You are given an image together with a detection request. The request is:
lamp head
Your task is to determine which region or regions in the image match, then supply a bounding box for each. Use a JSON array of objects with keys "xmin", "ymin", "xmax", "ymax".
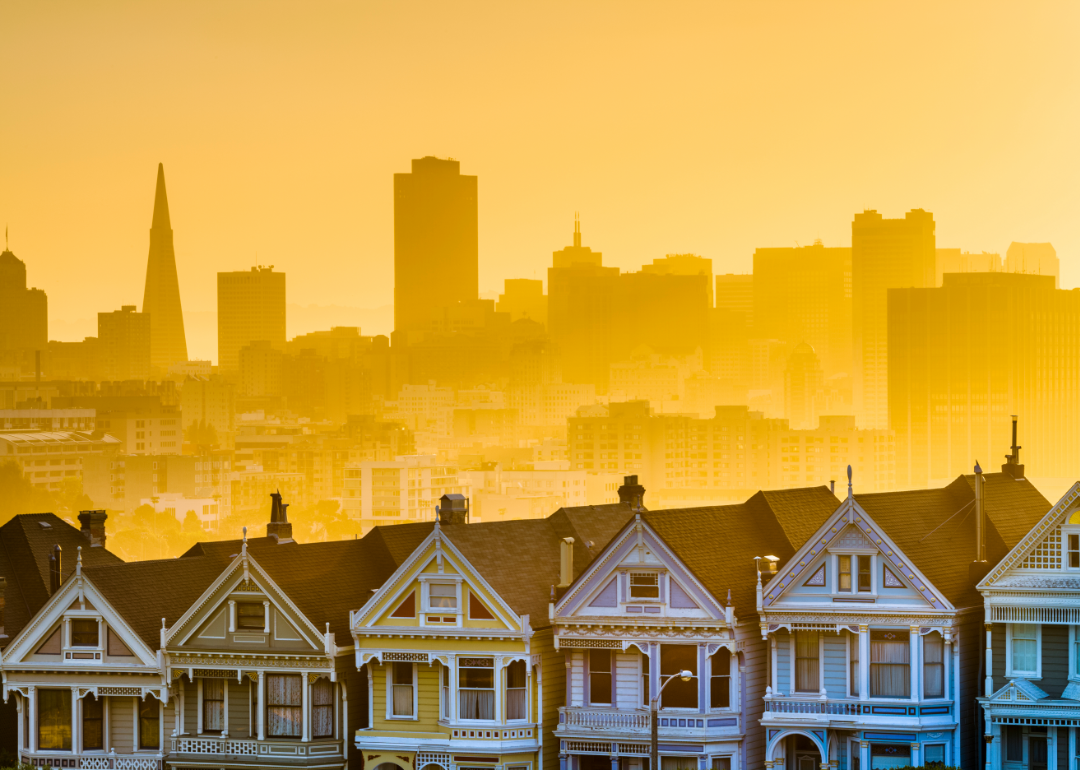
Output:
[{"xmin": 679, "ymin": 669, "xmax": 693, "ymax": 682}]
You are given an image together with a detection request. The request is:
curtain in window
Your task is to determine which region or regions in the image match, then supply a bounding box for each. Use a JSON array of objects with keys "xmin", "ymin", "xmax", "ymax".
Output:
[
  {"xmin": 267, "ymin": 675, "xmax": 303, "ymax": 737},
  {"xmin": 459, "ymin": 659, "xmax": 495, "ymax": 720},
  {"xmin": 1012, "ymin": 624, "xmax": 1038, "ymax": 672},
  {"xmin": 38, "ymin": 689, "xmax": 72, "ymax": 750},
  {"xmin": 459, "ymin": 689, "xmax": 495, "ymax": 720},
  {"xmin": 923, "ymin": 635, "xmax": 944, "ymax": 698},
  {"xmin": 139, "ymin": 697, "xmax": 160, "ymax": 750},
  {"xmin": 312, "ymin": 679, "xmax": 333, "ymax": 738},
  {"xmin": 83, "ymin": 696, "xmax": 103, "ymax": 750},
  {"xmin": 203, "ymin": 679, "xmax": 225, "ymax": 732},
  {"xmin": 1004, "ymin": 726, "xmax": 1023, "ymax": 762},
  {"xmin": 506, "ymin": 661, "xmax": 527, "ymax": 720},
  {"xmin": 392, "ymin": 663, "xmax": 414, "ymax": 717},
  {"xmin": 849, "ymin": 632, "xmax": 860, "ymax": 697},
  {"xmin": 795, "ymin": 632, "xmax": 819, "ymax": 693},
  {"xmin": 870, "ymin": 630, "xmax": 910, "ymax": 698},
  {"xmin": 661, "ymin": 758, "xmax": 696, "ymax": 770}
]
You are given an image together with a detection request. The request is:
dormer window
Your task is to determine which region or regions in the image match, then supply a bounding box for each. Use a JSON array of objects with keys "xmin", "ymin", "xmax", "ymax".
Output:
[
  {"xmin": 429, "ymin": 584, "xmax": 457, "ymax": 610},
  {"xmin": 71, "ymin": 619, "xmax": 99, "ymax": 647},
  {"xmin": 237, "ymin": 602, "xmax": 265, "ymax": 629},
  {"xmin": 630, "ymin": 573, "xmax": 660, "ymax": 600},
  {"xmin": 838, "ymin": 555, "xmax": 872, "ymax": 593}
]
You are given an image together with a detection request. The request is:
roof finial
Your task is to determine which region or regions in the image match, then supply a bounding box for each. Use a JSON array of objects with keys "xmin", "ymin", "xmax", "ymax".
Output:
[
  {"xmin": 77, "ymin": 545, "xmax": 83, "ymax": 575},
  {"xmin": 847, "ymin": 464, "xmax": 853, "ymax": 499},
  {"xmin": 726, "ymin": 588, "xmax": 732, "ymax": 606}
]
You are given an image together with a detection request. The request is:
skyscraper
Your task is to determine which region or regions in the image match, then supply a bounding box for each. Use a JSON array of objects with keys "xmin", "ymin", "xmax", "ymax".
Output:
[
  {"xmin": 394, "ymin": 156, "xmax": 478, "ymax": 335},
  {"xmin": 141, "ymin": 163, "xmax": 188, "ymax": 372},
  {"xmin": 851, "ymin": 209, "xmax": 935, "ymax": 429},
  {"xmin": 217, "ymin": 267, "xmax": 286, "ymax": 374},
  {"xmin": 1005, "ymin": 242, "xmax": 1059, "ymax": 287},
  {"xmin": 98, "ymin": 305, "xmax": 151, "ymax": 381},
  {"xmin": 0, "ymin": 233, "xmax": 48, "ymax": 357}
]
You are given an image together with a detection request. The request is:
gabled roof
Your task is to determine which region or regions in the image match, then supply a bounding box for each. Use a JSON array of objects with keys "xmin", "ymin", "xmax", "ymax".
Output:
[{"xmin": 0, "ymin": 513, "xmax": 124, "ymax": 645}]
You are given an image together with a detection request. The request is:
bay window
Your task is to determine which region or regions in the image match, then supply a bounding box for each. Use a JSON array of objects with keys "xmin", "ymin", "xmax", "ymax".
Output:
[
  {"xmin": 795, "ymin": 631, "xmax": 819, "ymax": 693},
  {"xmin": 589, "ymin": 650, "xmax": 612, "ymax": 705},
  {"xmin": 266, "ymin": 674, "xmax": 303, "ymax": 737},
  {"xmin": 710, "ymin": 648, "xmax": 730, "ymax": 709},
  {"xmin": 459, "ymin": 657, "xmax": 495, "ymax": 720},
  {"xmin": 1009, "ymin": 624, "xmax": 1039, "ymax": 676},
  {"xmin": 312, "ymin": 679, "xmax": 333, "ymax": 737},
  {"xmin": 38, "ymin": 689, "xmax": 72, "ymax": 750},
  {"xmin": 391, "ymin": 662, "xmax": 415, "ymax": 717},
  {"xmin": 870, "ymin": 630, "xmax": 910, "ymax": 698},
  {"xmin": 923, "ymin": 634, "xmax": 944, "ymax": 698},
  {"xmin": 83, "ymin": 696, "xmax": 103, "ymax": 750},
  {"xmin": 506, "ymin": 660, "xmax": 527, "ymax": 720},
  {"xmin": 139, "ymin": 696, "xmax": 159, "ymax": 750},
  {"xmin": 203, "ymin": 679, "xmax": 225, "ymax": 732},
  {"xmin": 659, "ymin": 645, "xmax": 697, "ymax": 709}
]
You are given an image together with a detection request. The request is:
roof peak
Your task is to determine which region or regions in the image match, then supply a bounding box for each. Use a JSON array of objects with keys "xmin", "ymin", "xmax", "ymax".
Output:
[{"xmin": 151, "ymin": 162, "xmax": 171, "ymax": 230}]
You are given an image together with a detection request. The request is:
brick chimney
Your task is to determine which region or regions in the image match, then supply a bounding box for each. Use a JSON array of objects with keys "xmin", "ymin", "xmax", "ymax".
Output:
[
  {"xmin": 78, "ymin": 510, "xmax": 108, "ymax": 548},
  {"xmin": 437, "ymin": 494, "xmax": 469, "ymax": 525},
  {"xmin": 266, "ymin": 491, "xmax": 294, "ymax": 543},
  {"xmin": 618, "ymin": 475, "xmax": 646, "ymax": 511}
]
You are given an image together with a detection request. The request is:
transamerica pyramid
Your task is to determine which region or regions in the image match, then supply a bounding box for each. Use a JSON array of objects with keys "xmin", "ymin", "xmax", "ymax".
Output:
[{"xmin": 142, "ymin": 162, "xmax": 188, "ymax": 371}]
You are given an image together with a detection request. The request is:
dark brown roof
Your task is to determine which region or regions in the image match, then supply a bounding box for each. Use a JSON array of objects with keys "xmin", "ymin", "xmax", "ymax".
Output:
[
  {"xmin": 0, "ymin": 513, "xmax": 123, "ymax": 644},
  {"xmin": 855, "ymin": 472, "xmax": 1050, "ymax": 608}
]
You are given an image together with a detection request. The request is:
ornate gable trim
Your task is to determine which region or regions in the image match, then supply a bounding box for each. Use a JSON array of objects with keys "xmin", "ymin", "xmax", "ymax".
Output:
[{"xmin": 981, "ymin": 482, "xmax": 1080, "ymax": 588}]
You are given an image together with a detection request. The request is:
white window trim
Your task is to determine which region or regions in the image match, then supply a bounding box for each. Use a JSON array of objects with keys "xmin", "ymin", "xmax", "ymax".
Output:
[
  {"xmin": 846, "ymin": 629, "xmax": 858, "ymax": 698},
  {"xmin": 385, "ymin": 661, "xmax": 418, "ymax": 721},
  {"xmin": 1005, "ymin": 622, "xmax": 1042, "ymax": 679},
  {"xmin": 921, "ymin": 632, "xmax": 947, "ymax": 701},
  {"xmin": 1069, "ymin": 626, "xmax": 1080, "ymax": 682},
  {"xmin": 419, "ymin": 575, "xmax": 464, "ymax": 619},
  {"xmin": 789, "ymin": 630, "xmax": 825, "ymax": 697},
  {"xmin": 1063, "ymin": 526, "xmax": 1080, "ymax": 571},
  {"xmin": 627, "ymin": 570, "xmax": 664, "ymax": 603},
  {"xmin": 830, "ymin": 552, "xmax": 878, "ymax": 597},
  {"xmin": 504, "ymin": 660, "xmax": 530, "ymax": 723},
  {"xmin": 922, "ymin": 742, "xmax": 948, "ymax": 767}
]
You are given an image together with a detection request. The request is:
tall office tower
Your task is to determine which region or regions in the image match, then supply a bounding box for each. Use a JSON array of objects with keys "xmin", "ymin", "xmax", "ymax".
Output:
[
  {"xmin": 393, "ymin": 156, "xmax": 478, "ymax": 334},
  {"xmin": 611, "ymin": 269, "xmax": 710, "ymax": 361},
  {"xmin": 497, "ymin": 278, "xmax": 547, "ymax": 325},
  {"xmin": 217, "ymin": 267, "xmax": 286, "ymax": 374},
  {"xmin": 0, "ymin": 235, "xmax": 48, "ymax": 355},
  {"xmin": 547, "ymin": 216, "xmax": 620, "ymax": 390},
  {"xmin": 934, "ymin": 248, "xmax": 1001, "ymax": 286},
  {"xmin": 715, "ymin": 273, "xmax": 753, "ymax": 321},
  {"xmin": 753, "ymin": 240, "xmax": 852, "ymax": 377},
  {"xmin": 851, "ymin": 209, "xmax": 936, "ymax": 429},
  {"xmin": 98, "ymin": 305, "xmax": 151, "ymax": 381},
  {"xmin": 1005, "ymin": 242, "xmax": 1059, "ymax": 287},
  {"xmin": 642, "ymin": 254, "xmax": 714, "ymax": 306},
  {"xmin": 889, "ymin": 273, "xmax": 1080, "ymax": 487},
  {"xmin": 783, "ymin": 342, "xmax": 824, "ymax": 430},
  {"xmin": 141, "ymin": 163, "xmax": 188, "ymax": 372}
]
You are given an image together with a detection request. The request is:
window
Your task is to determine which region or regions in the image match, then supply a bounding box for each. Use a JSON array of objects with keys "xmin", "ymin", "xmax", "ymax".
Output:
[
  {"xmin": 237, "ymin": 603, "xmax": 265, "ymax": 629},
  {"xmin": 641, "ymin": 653, "xmax": 650, "ymax": 705},
  {"xmin": 858, "ymin": 556, "xmax": 872, "ymax": 591},
  {"xmin": 869, "ymin": 744, "xmax": 909, "ymax": 768},
  {"xmin": 441, "ymin": 665, "xmax": 450, "ymax": 718},
  {"xmin": 312, "ymin": 679, "xmax": 333, "ymax": 738},
  {"xmin": 924, "ymin": 634, "xmax": 944, "ymax": 698},
  {"xmin": 83, "ymin": 695, "xmax": 103, "ymax": 750},
  {"xmin": 506, "ymin": 660, "xmax": 527, "ymax": 720},
  {"xmin": 391, "ymin": 662, "xmax": 415, "ymax": 717},
  {"xmin": 924, "ymin": 744, "xmax": 946, "ymax": 768},
  {"xmin": 795, "ymin": 631, "xmax": 820, "ymax": 693},
  {"xmin": 267, "ymin": 674, "xmax": 303, "ymax": 737},
  {"xmin": 38, "ymin": 689, "xmax": 72, "ymax": 750},
  {"xmin": 849, "ymin": 632, "xmax": 860, "ymax": 697},
  {"xmin": 661, "ymin": 759, "xmax": 696, "ymax": 770},
  {"xmin": 659, "ymin": 645, "xmax": 697, "ymax": 709},
  {"xmin": 1010, "ymin": 624, "xmax": 1039, "ymax": 675},
  {"xmin": 710, "ymin": 649, "xmax": 730, "ymax": 709},
  {"xmin": 139, "ymin": 696, "xmax": 159, "ymax": 750},
  {"xmin": 1004, "ymin": 725, "xmax": 1023, "ymax": 762},
  {"xmin": 711, "ymin": 760, "xmax": 732, "ymax": 770},
  {"xmin": 870, "ymin": 630, "xmax": 910, "ymax": 698},
  {"xmin": 1070, "ymin": 534, "xmax": 1080, "ymax": 569},
  {"xmin": 203, "ymin": 679, "xmax": 225, "ymax": 732},
  {"xmin": 839, "ymin": 556, "xmax": 852, "ymax": 591},
  {"xmin": 429, "ymin": 584, "xmax": 457, "ymax": 610},
  {"xmin": 458, "ymin": 658, "xmax": 495, "ymax": 720},
  {"xmin": 589, "ymin": 650, "xmax": 612, "ymax": 705},
  {"xmin": 838, "ymin": 556, "xmax": 871, "ymax": 593},
  {"xmin": 630, "ymin": 573, "xmax": 660, "ymax": 599},
  {"xmin": 71, "ymin": 619, "xmax": 98, "ymax": 647}
]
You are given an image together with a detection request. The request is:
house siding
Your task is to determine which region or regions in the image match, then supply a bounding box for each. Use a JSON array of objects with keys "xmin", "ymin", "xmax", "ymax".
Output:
[
  {"xmin": 738, "ymin": 622, "xmax": 766, "ymax": 770},
  {"xmin": 538, "ymin": 630, "xmax": 563, "ymax": 770},
  {"xmin": 958, "ymin": 611, "xmax": 982, "ymax": 770},
  {"xmin": 775, "ymin": 632, "xmax": 790, "ymax": 695},
  {"xmin": 228, "ymin": 680, "xmax": 250, "ymax": 737},
  {"xmin": 1042, "ymin": 624, "xmax": 1069, "ymax": 698},
  {"xmin": 183, "ymin": 679, "xmax": 197, "ymax": 734},
  {"xmin": 822, "ymin": 633, "xmax": 847, "ymax": 699},
  {"xmin": 614, "ymin": 652, "xmax": 641, "ymax": 709},
  {"xmin": 569, "ymin": 651, "xmax": 584, "ymax": 707},
  {"xmin": 110, "ymin": 696, "xmax": 134, "ymax": 752}
]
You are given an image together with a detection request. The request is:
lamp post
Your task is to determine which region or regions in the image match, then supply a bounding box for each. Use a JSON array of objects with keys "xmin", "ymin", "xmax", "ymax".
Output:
[{"xmin": 651, "ymin": 669, "xmax": 694, "ymax": 770}]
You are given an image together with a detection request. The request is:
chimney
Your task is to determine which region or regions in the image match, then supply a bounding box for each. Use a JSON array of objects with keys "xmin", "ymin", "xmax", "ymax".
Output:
[
  {"xmin": 969, "ymin": 461, "xmax": 991, "ymax": 583},
  {"xmin": 1001, "ymin": 415, "xmax": 1026, "ymax": 479},
  {"xmin": 558, "ymin": 537, "xmax": 575, "ymax": 588},
  {"xmin": 618, "ymin": 475, "xmax": 646, "ymax": 511},
  {"xmin": 49, "ymin": 545, "xmax": 62, "ymax": 595},
  {"xmin": 78, "ymin": 510, "xmax": 108, "ymax": 548},
  {"xmin": 266, "ymin": 491, "xmax": 294, "ymax": 543},
  {"xmin": 437, "ymin": 494, "xmax": 470, "ymax": 525}
]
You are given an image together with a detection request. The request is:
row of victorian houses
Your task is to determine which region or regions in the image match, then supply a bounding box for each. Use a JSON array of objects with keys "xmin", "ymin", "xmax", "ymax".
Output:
[{"xmin": 0, "ymin": 428, "xmax": 1077, "ymax": 770}]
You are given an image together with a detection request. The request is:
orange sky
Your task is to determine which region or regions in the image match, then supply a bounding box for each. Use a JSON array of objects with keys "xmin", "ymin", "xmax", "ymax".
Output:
[{"xmin": 2, "ymin": 1, "xmax": 1078, "ymax": 361}]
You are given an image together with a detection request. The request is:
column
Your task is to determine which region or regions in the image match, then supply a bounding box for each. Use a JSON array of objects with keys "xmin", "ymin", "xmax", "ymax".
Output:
[
  {"xmin": 28, "ymin": 687, "xmax": 37, "ymax": 753},
  {"xmin": 197, "ymin": 679, "xmax": 204, "ymax": 734},
  {"xmin": 984, "ymin": 623, "xmax": 993, "ymax": 697},
  {"xmin": 301, "ymin": 671, "xmax": 310, "ymax": 742},
  {"xmin": 909, "ymin": 627, "xmax": 919, "ymax": 703},
  {"xmin": 179, "ymin": 683, "xmax": 185, "ymax": 735},
  {"xmin": 257, "ymin": 672, "xmax": 266, "ymax": 740},
  {"xmin": 16, "ymin": 694, "xmax": 23, "ymax": 754},
  {"xmin": 943, "ymin": 637, "xmax": 953, "ymax": 701},
  {"xmin": 222, "ymin": 678, "xmax": 230, "ymax": 738},
  {"xmin": 263, "ymin": 601, "xmax": 270, "ymax": 634},
  {"xmin": 770, "ymin": 636, "xmax": 778, "ymax": 694},
  {"xmin": 159, "ymin": 698, "xmax": 164, "ymax": 755},
  {"xmin": 1049, "ymin": 727, "xmax": 1058, "ymax": 770},
  {"xmin": 909, "ymin": 742, "xmax": 918, "ymax": 768},
  {"xmin": 71, "ymin": 688, "xmax": 80, "ymax": 756},
  {"xmin": 860, "ymin": 741, "xmax": 869, "ymax": 770},
  {"xmin": 859, "ymin": 625, "xmax": 870, "ymax": 701},
  {"xmin": 104, "ymin": 697, "xmax": 110, "ymax": 752},
  {"xmin": 228, "ymin": 600, "xmax": 236, "ymax": 632}
]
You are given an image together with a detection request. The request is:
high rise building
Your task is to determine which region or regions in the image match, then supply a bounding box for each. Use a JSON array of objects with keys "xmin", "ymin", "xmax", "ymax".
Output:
[
  {"xmin": 141, "ymin": 163, "xmax": 188, "ymax": 372},
  {"xmin": 1005, "ymin": 242, "xmax": 1059, "ymax": 287},
  {"xmin": 642, "ymin": 253, "xmax": 713, "ymax": 306},
  {"xmin": 217, "ymin": 266, "xmax": 286, "ymax": 373},
  {"xmin": 934, "ymin": 248, "xmax": 1001, "ymax": 286},
  {"xmin": 394, "ymin": 156, "xmax": 478, "ymax": 334},
  {"xmin": 715, "ymin": 273, "xmax": 753, "ymax": 319},
  {"xmin": 851, "ymin": 209, "xmax": 936, "ymax": 429},
  {"xmin": 888, "ymin": 272, "xmax": 1080, "ymax": 487},
  {"xmin": 98, "ymin": 306, "xmax": 151, "ymax": 381},
  {"xmin": 0, "ymin": 233, "xmax": 48, "ymax": 358},
  {"xmin": 784, "ymin": 342, "xmax": 825, "ymax": 430},
  {"xmin": 753, "ymin": 241, "xmax": 852, "ymax": 377},
  {"xmin": 497, "ymin": 278, "xmax": 547, "ymax": 325}
]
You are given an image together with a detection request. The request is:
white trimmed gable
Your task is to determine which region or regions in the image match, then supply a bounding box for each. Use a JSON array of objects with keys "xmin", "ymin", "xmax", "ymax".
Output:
[{"xmin": 980, "ymin": 482, "xmax": 1080, "ymax": 589}]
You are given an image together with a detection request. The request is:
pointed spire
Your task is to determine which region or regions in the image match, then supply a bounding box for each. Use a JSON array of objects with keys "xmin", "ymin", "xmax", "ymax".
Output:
[
  {"xmin": 573, "ymin": 212, "xmax": 581, "ymax": 248},
  {"xmin": 151, "ymin": 162, "xmax": 171, "ymax": 231}
]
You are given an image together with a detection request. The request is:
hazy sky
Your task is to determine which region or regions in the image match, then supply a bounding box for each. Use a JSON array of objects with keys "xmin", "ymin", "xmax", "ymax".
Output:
[{"xmin": 2, "ymin": 1, "xmax": 1078, "ymax": 360}]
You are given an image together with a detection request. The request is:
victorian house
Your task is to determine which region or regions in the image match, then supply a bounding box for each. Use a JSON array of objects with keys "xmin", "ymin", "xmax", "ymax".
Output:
[
  {"xmin": 552, "ymin": 485, "xmax": 840, "ymax": 770},
  {"xmin": 757, "ymin": 467, "xmax": 1048, "ymax": 770},
  {"xmin": 977, "ymin": 467, "xmax": 1080, "ymax": 769}
]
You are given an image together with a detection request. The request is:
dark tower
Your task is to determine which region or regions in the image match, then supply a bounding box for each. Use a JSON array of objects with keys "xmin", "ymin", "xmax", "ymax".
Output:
[{"xmin": 142, "ymin": 163, "xmax": 189, "ymax": 372}]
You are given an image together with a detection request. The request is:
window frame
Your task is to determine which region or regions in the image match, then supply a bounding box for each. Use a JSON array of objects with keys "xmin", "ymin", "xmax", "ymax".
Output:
[
  {"xmin": 588, "ymin": 649, "xmax": 612, "ymax": 706},
  {"xmin": 1065, "ymin": 524, "xmax": 1080, "ymax": 570},
  {"xmin": 421, "ymin": 578, "xmax": 462, "ymax": 616},
  {"xmin": 82, "ymin": 695, "xmax": 103, "ymax": 751},
  {"xmin": 709, "ymin": 649, "xmax": 731, "ymax": 710},
  {"xmin": 505, "ymin": 659, "xmax": 528, "ymax": 722},
  {"xmin": 869, "ymin": 629, "xmax": 911, "ymax": 699},
  {"xmin": 387, "ymin": 661, "xmax": 417, "ymax": 720},
  {"xmin": 658, "ymin": 644, "xmax": 698, "ymax": 710},
  {"xmin": 1070, "ymin": 625, "xmax": 1080, "ymax": 682},
  {"xmin": 848, "ymin": 630, "xmax": 860, "ymax": 698},
  {"xmin": 38, "ymin": 688, "xmax": 72, "ymax": 751},
  {"xmin": 311, "ymin": 678, "xmax": 334, "ymax": 739},
  {"xmin": 629, "ymin": 572, "xmax": 662, "ymax": 601},
  {"xmin": 793, "ymin": 630, "xmax": 821, "ymax": 695},
  {"xmin": 922, "ymin": 632, "xmax": 945, "ymax": 699},
  {"xmin": 236, "ymin": 602, "xmax": 266, "ymax": 630},
  {"xmin": 265, "ymin": 673, "xmax": 303, "ymax": 738},
  {"xmin": 834, "ymin": 553, "xmax": 875, "ymax": 595},
  {"xmin": 70, "ymin": 619, "xmax": 100, "ymax": 648},
  {"xmin": 923, "ymin": 742, "xmax": 947, "ymax": 768},
  {"xmin": 138, "ymin": 695, "xmax": 160, "ymax": 750},
  {"xmin": 458, "ymin": 657, "xmax": 497, "ymax": 722},
  {"xmin": 1006, "ymin": 622, "xmax": 1042, "ymax": 679},
  {"xmin": 201, "ymin": 678, "xmax": 225, "ymax": 733}
]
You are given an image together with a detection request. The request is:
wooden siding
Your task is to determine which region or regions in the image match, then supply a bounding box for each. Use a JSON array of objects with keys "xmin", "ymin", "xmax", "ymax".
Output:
[
  {"xmin": 738, "ymin": 622, "xmax": 767, "ymax": 770},
  {"xmin": 775, "ymin": 632, "xmax": 791, "ymax": 694},
  {"xmin": 109, "ymin": 696, "xmax": 133, "ymax": 752},
  {"xmin": 823, "ymin": 633, "xmax": 847, "ymax": 698},
  {"xmin": 958, "ymin": 612, "xmax": 982, "ymax": 770},
  {"xmin": 182, "ymin": 680, "xmax": 197, "ymax": 733},
  {"xmin": 1042, "ymin": 624, "xmax": 1069, "ymax": 698},
  {"xmin": 539, "ymin": 631, "xmax": 564, "ymax": 770},
  {"xmin": 569, "ymin": 651, "xmax": 584, "ymax": 707},
  {"xmin": 228, "ymin": 680, "xmax": 250, "ymax": 737},
  {"xmin": 614, "ymin": 652, "xmax": 642, "ymax": 708}
]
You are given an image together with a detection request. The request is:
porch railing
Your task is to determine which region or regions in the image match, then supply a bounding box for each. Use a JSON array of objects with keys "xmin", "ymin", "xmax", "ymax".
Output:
[{"xmin": 21, "ymin": 754, "xmax": 161, "ymax": 770}]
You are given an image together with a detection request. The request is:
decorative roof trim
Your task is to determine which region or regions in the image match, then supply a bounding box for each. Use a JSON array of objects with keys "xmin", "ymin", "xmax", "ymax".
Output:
[{"xmin": 980, "ymin": 482, "xmax": 1080, "ymax": 588}]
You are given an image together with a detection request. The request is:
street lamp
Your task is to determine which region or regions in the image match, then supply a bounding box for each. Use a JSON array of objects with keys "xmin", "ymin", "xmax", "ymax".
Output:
[{"xmin": 651, "ymin": 669, "xmax": 694, "ymax": 770}]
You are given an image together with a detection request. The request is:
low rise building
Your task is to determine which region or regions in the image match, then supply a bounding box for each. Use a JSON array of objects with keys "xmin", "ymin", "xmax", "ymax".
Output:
[{"xmin": 0, "ymin": 430, "xmax": 120, "ymax": 490}]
